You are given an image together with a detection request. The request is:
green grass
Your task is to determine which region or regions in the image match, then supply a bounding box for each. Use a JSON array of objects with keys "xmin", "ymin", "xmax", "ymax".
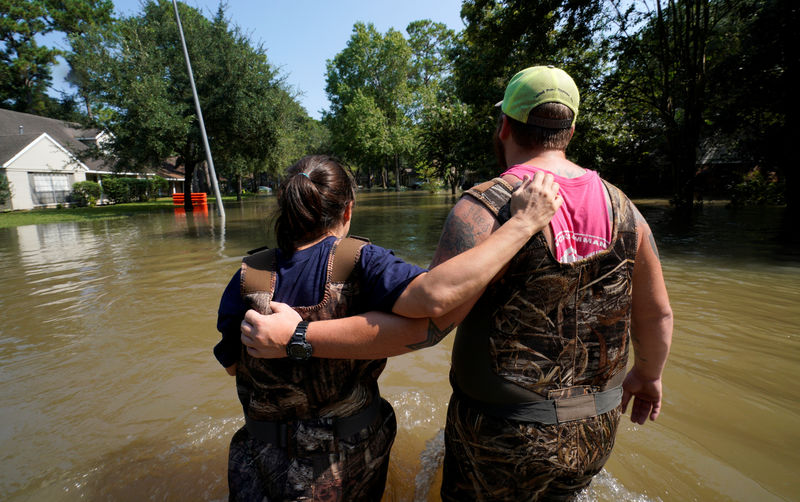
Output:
[{"xmin": 0, "ymin": 195, "xmax": 253, "ymax": 228}]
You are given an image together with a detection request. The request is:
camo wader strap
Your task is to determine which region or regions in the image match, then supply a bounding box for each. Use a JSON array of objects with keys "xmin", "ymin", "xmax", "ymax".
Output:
[
  {"xmin": 244, "ymin": 392, "xmax": 384, "ymax": 446},
  {"xmin": 455, "ymin": 369, "xmax": 627, "ymax": 425},
  {"xmin": 331, "ymin": 236, "xmax": 369, "ymax": 282},
  {"xmin": 241, "ymin": 248, "xmax": 278, "ymax": 296},
  {"xmin": 464, "ymin": 178, "xmax": 514, "ymax": 217}
]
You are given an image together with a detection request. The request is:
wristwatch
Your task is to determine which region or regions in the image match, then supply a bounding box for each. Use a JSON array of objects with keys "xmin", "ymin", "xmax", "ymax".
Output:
[{"xmin": 286, "ymin": 321, "xmax": 313, "ymax": 361}]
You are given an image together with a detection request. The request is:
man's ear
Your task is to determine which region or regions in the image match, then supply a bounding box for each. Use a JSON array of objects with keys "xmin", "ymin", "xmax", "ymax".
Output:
[{"xmin": 498, "ymin": 114, "xmax": 512, "ymax": 140}]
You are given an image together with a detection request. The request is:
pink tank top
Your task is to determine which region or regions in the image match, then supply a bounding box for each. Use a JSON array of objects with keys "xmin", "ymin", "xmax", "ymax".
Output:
[{"xmin": 502, "ymin": 164, "xmax": 611, "ymax": 263}]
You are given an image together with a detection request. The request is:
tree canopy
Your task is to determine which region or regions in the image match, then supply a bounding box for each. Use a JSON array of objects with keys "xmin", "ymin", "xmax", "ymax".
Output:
[
  {"xmin": 0, "ymin": 0, "xmax": 112, "ymax": 115},
  {"xmin": 68, "ymin": 0, "xmax": 314, "ymax": 207}
]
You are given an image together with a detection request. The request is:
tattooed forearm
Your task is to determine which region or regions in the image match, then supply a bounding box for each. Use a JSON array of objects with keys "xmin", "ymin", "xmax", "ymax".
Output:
[{"xmin": 405, "ymin": 320, "xmax": 455, "ymax": 351}]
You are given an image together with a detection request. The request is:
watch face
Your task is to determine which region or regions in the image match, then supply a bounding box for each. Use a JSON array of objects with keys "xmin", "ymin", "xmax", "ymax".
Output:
[{"xmin": 287, "ymin": 342, "xmax": 311, "ymax": 360}]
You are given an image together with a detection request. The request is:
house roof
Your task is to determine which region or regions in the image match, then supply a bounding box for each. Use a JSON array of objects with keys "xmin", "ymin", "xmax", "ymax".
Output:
[
  {"xmin": 0, "ymin": 133, "xmax": 42, "ymax": 166},
  {"xmin": 697, "ymin": 136, "xmax": 749, "ymax": 165},
  {"xmin": 154, "ymin": 157, "xmax": 186, "ymax": 180},
  {"xmin": 0, "ymin": 108, "xmax": 111, "ymax": 171}
]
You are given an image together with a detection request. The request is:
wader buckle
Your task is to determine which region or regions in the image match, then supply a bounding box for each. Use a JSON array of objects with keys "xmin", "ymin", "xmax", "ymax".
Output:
[{"xmin": 548, "ymin": 386, "xmax": 598, "ymax": 423}]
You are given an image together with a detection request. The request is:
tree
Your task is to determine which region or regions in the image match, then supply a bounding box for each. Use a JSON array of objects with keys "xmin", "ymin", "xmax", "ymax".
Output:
[
  {"xmin": 407, "ymin": 20, "xmax": 456, "ymax": 112},
  {"xmin": 605, "ymin": 0, "xmax": 736, "ymax": 210},
  {"xmin": 703, "ymin": 0, "xmax": 798, "ymax": 209},
  {"xmin": 451, "ymin": 0, "xmax": 606, "ymax": 180},
  {"xmin": 0, "ymin": 0, "xmax": 113, "ymax": 115},
  {"xmin": 417, "ymin": 99, "xmax": 481, "ymax": 193},
  {"xmin": 406, "ymin": 20, "xmax": 475, "ymax": 193},
  {"xmin": 325, "ymin": 22, "xmax": 413, "ymax": 189},
  {"xmin": 71, "ymin": 1, "xmax": 296, "ymax": 209},
  {"xmin": 1, "ymin": 0, "xmax": 59, "ymax": 113}
]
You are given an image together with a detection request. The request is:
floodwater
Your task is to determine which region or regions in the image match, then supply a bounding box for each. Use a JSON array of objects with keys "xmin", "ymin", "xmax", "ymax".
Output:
[{"xmin": 1, "ymin": 192, "xmax": 798, "ymax": 501}]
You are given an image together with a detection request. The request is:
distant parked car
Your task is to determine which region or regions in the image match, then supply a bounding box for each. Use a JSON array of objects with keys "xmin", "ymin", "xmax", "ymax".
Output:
[{"xmin": 258, "ymin": 186, "xmax": 272, "ymax": 194}]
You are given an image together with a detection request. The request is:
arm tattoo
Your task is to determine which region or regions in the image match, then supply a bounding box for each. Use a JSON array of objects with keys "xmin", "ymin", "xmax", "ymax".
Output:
[
  {"xmin": 631, "ymin": 333, "xmax": 649, "ymax": 363},
  {"xmin": 405, "ymin": 319, "xmax": 455, "ymax": 351},
  {"xmin": 431, "ymin": 198, "xmax": 497, "ymax": 267},
  {"xmin": 437, "ymin": 210, "xmax": 477, "ymax": 258}
]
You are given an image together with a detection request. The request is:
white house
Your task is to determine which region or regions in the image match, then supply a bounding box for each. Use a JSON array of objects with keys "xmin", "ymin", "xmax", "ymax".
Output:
[{"xmin": 0, "ymin": 108, "xmax": 184, "ymax": 210}]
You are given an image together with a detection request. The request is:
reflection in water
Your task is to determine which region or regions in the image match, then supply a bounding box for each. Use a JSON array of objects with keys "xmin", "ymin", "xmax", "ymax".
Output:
[{"xmin": 0, "ymin": 195, "xmax": 798, "ymax": 501}]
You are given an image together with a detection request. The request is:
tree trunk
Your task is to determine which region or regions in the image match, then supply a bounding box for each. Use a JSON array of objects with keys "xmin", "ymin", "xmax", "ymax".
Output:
[
  {"xmin": 394, "ymin": 154, "xmax": 400, "ymax": 190},
  {"xmin": 203, "ymin": 162, "xmax": 212, "ymax": 194},
  {"xmin": 82, "ymin": 93, "xmax": 93, "ymax": 120},
  {"xmin": 183, "ymin": 163, "xmax": 195, "ymax": 212},
  {"xmin": 236, "ymin": 174, "xmax": 243, "ymax": 202}
]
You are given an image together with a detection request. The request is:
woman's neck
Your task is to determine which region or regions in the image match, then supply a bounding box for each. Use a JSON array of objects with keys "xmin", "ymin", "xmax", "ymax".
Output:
[
  {"xmin": 295, "ymin": 223, "xmax": 348, "ymax": 251},
  {"xmin": 295, "ymin": 232, "xmax": 336, "ymax": 251}
]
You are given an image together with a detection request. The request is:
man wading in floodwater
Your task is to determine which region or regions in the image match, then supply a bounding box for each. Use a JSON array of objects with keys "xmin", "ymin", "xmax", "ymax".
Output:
[{"xmin": 241, "ymin": 65, "xmax": 674, "ymax": 501}]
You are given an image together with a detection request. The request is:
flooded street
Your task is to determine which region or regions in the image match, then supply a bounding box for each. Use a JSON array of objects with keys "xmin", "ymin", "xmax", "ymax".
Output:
[{"xmin": 1, "ymin": 192, "xmax": 798, "ymax": 501}]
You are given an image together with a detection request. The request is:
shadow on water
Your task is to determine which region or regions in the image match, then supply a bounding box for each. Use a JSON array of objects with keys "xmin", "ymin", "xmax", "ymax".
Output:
[{"xmin": 638, "ymin": 202, "xmax": 800, "ymax": 265}]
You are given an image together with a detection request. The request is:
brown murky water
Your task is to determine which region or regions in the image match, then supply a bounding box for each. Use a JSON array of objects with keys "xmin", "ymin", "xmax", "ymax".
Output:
[{"xmin": 1, "ymin": 192, "xmax": 798, "ymax": 501}]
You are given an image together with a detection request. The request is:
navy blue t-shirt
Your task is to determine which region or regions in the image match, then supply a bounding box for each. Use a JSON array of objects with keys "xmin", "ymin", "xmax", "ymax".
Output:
[{"xmin": 214, "ymin": 236, "xmax": 426, "ymax": 367}]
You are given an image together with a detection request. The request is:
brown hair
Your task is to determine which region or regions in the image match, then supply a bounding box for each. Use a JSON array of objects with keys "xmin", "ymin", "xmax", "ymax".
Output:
[
  {"xmin": 274, "ymin": 155, "xmax": 356, "ymax": 255},
  {"xmin": 507, "ymin": 102, "xmax": 574, "ymax": 151}
]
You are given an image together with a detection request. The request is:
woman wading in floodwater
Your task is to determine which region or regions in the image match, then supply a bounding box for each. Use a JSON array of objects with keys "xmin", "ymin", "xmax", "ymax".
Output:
[{"xmin": 215, "ymin": 154, "xmax": 561, "ymax": 500}]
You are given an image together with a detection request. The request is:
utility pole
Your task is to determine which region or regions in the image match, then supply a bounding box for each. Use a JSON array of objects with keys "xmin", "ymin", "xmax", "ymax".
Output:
[{"xmin": 171, "ymin": 0, "xmax": 225, "ymax": 219}]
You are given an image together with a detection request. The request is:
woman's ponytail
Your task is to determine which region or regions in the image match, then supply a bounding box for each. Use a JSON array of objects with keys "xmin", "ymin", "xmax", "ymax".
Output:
[{"xmin": 274, "ymin": 155, "xmax": 355, "ymax": 255}]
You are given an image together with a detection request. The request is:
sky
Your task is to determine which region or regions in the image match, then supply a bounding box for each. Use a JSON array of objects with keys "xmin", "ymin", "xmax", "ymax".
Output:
[{"xmin": 48, "ymin": 0, "xmax": 466, "ymax": 120}]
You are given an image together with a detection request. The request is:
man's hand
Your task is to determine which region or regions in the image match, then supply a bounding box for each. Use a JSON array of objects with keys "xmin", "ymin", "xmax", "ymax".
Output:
[
  {"xmin": 509, "ymin": 172, "xmax": 561, "ymax": 234},
  {"xmin": 240, "ymin": 302, "xmax": 301, "ymax": 358},
  {"xmin": 621, "ymin": 367, "xmax": 663, "ymax": 424}
]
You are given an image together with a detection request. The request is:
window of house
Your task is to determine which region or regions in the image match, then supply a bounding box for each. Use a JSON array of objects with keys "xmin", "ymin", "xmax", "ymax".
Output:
[{"xmin": 30, "ymin": 173, "xmax": 72, "ymax": 205}]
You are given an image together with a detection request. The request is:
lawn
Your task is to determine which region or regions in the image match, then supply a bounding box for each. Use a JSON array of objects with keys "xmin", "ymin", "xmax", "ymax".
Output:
[{"xmin": 0, "ymin": 196, "xmax": 245, "ymax": 228}]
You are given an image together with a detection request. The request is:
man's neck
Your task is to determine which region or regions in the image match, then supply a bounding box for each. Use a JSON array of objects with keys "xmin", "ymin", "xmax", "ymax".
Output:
[{"xmin": 504, "ymin": 148, "xmax": 585, "ymax": 179}]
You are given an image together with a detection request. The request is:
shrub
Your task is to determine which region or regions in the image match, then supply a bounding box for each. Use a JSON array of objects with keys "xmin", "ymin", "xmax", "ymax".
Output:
[
  {"xmin": 414, "ymin": 162, "xmax": 445, "ymax": 193},
  {"xmin": 70, "ymin": 180, "xmax": 102, "ymax": 207},
  {"xmin": 129, "ymin": 178, "xmax": 150, "ymax": 202},
  {"xmin": 150, "ymin": 176, "xmax": 168, "ymax": 197},
  {"xmin": 101, "ymin": 176, "xmax": 171, "ymax": 204},
  {"xmin": 729, "ymin": 168, "xmax": 785, "ymax": 206},
  {"xmin": 0, "ymin": 173, "xmax": 11, "ymax": 205},
  {"xmin": 101, "ymin": 177, "xmax": 130, "ymax": 204}
]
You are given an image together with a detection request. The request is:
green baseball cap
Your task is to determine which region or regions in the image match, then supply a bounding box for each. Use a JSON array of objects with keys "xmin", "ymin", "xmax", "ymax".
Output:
[{"xmin": 498, "ymin": 65, "xmax": 580, "ymax": 128}]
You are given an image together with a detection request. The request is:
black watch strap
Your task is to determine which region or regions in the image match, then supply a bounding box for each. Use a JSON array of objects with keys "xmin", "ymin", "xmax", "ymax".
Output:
[{"xmin": 286, "ymin": 321, "xmax": 312, "ymax": 360}]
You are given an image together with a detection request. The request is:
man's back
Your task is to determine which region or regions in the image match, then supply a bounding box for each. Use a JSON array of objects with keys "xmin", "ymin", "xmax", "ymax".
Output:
[{"xmin": 450, "ymin": 176, "xmax": 636, "ymax": 400}]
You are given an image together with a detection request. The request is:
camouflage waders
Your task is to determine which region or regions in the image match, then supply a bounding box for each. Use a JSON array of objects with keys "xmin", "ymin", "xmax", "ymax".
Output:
[
  {"xmin": 442, "ymin": 178, "xmax": 638, "ymax": 501},
  {"xmin": 229, "ymin": 237, "xmax": 396, "ymax": 501}
]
